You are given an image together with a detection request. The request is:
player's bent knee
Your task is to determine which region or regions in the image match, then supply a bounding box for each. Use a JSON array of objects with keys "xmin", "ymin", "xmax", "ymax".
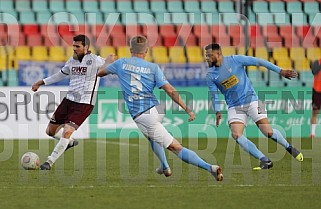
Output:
[
  {"xmin": 167, "ymin": 140, "xmax": 183, "ymax": 155},
  {"xmin": 232, "ymin": 133, "xmax": 242, "ymax": 140}
]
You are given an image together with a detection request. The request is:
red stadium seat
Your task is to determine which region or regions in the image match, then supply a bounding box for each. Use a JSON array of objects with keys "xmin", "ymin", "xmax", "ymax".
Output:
[
  {"xmin": 180, "ymin": 34, "xmax": 197, "ymax": 46},
  {"xmin": 126, "ymin": 25, "xmax": 143, "ymax": 38},
  {"xmin": 163, "ymin": 35, "xmax": 179, "ymax": 47},
  {"xmin": 148, "ymin": 34, "xmax": 163, "ymax": 47},
  {"xmin": 91, "ymin": 24, "xmax": 108, "ymax": 36},
  {"xmin": 142, "ymin": 25, "xmax": 158, "ymax": 36},
  {"xmin": 93, "ymin": 33, "xmax": 112, "ymax": 48},
  {"xmin": 108, "ymin": 24, "xmax": 125, "ymax": 37},
  {"xmin": 197, "ymin": 35, "xmax": 213, "ymax": 47},
  {"xmin": 26, "ymin": 34, "xmax": 43, "ymax": 46},
  {"xmin": 75, "ymin": 24, "xmax": 91, "ymax": 36},
  {"xmin": 43, "ymin": 35, "xmax": 60, "ymax": 47},
  {"xmin": 0, "ymin": 24, "xmax": 7, "ymax": 34},
  {"xmin": 9, "ymin": 33, "xmax": 26, "ymax": 46},
  {"xmin": 249, "ymin": 25, "xmax": 263, "ymax": 38},
  {"xmin": 250, "ymin": 36, "xmax": 266, "ymax": 48},
  {"xmin": 111, "ymin": 33, "xmax": 127, "ymax": 47},
  {"xmin": 40, "ymin": 25, "xmax": 57, "ymax": 37},
  {"xmin": 23, "ymin": 24, "xmax": 39, "ymax": 35},
  {"xmin": 61, "ymin": 34, "xmax": 75, "ymax": 47},
  {"xmin": 58, "ymin": 25, "xmax": 75, "ymax": 36},
  {"xmin": 159, "ymin": 25, "xmax": 176, "ymax": 36},
  {"xmin": 211, "ymin": 25, "xmax": 228, "ymax": 41},
  {"xmin": 194, "ymin": 25, "xmax": 210, "ymax": 38}
]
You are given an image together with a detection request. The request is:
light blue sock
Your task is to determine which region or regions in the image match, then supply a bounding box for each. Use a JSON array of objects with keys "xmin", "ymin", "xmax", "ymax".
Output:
[
  {"xmin": 270, "ymin": 129, "xmax": 290, "ymax": 149},
  {"xmin": 237, "ymin": 135, "xmax": 265, "ymax": 160},
  {"xmin": 149, "ymin": 139, "xmax": 169, "ymax": 169},
  {"xmin": 177, "ymin": 148, "xmax": 211, "ymax": 172}
]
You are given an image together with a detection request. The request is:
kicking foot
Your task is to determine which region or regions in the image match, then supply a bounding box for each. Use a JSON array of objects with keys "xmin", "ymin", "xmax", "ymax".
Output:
[
  {"xmin": 253, "ymin": 160, "xmax": 273, "ymax": 171},
  {"xmin": 65, "ymin": 140, "xmax": 79, "ymax": 151},
  {"xmin": 155, "ymin": 167, "xmax": 172, "ymax": 177},
  {"xmin": 286, "ymin": 145, "xmax": 304, "ymax": 162},
  {"xmin": 211, "ymin": 165, "xmax": 223, "ymax": 181},
  {"xmin": 310, "ymin": 134, "xmax": 314, "ymax": 139},
  {"xmin": 40, "ymin": 162, "xmax": 51, "ymax": 170}
]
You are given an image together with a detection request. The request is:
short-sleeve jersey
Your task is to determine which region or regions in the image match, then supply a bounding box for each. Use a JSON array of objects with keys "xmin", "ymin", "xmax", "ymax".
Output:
[
  {"xmin": 207, "ymin": 55, "xmax": 281, "ymax": 111},
  {"xmin": 61, "ymin": 53, "xmax": 104, "ymax": 105},
  {"xmin": 107, "ymin": 57, "xmax": 168, "ymax": 117}
]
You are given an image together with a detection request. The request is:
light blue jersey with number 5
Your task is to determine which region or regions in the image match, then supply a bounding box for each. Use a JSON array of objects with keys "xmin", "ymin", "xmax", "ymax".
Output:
[{"xmin": 107, "ymin": 57, "xmax": 169, "ymax": 118}]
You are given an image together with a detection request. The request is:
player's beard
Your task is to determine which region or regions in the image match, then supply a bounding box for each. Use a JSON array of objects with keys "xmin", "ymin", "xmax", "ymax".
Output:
[
  {"xmin": 73, "ymin": 52, "xmax": 78, "ymax": 60},
  {"xmin": 207, "ymin": 61, "xmax": 215, "ymax": 67}
]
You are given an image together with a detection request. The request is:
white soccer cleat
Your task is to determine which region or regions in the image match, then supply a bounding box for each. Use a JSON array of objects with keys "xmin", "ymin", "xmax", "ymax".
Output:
[
  {"xmin": 155, "ymin": 167, "xmax": 172, "ymax": 177},
  {"xmin": 211, "ymin": 165, "xmax": 223, "ymax": 181}
]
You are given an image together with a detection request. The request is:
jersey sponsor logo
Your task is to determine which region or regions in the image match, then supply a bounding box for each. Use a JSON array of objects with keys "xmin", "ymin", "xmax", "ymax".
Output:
[
  {"xmin": 221, "ymin": 75, "xmax": 239, "ymax": 89},
  {"xmin": 71, "ymin": 66, "xmax": 87, "ymax": 75}
]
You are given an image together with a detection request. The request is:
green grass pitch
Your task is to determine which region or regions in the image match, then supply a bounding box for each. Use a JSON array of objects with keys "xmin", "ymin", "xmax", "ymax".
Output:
[{"xmin": 0, "ymin": 137, "xmax": 321, "ymax": 209}]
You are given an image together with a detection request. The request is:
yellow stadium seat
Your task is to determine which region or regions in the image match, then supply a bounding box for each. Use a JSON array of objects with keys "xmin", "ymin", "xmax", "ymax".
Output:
[
  {"xmin": 152, "ymin": 46, "xmax": 169, "ymax": 64},
  {"xmin": 237, "ymin": 47, "xmax": 253, "ymax": 56},
  {"xmin": 99, "ymin": 46, "xmax": 116, "ymax": 57},
  {"xmin": 117, "ymin": 46, "xmax": 131, "ymax": 58},
  {"xmin": 255, "ymin": 47, "xmax": 268, "ymax": 60},
  {"xmin": 169, "ymin": 46, "xmax": 186, "ymax": 63},
  {"xmin": 276, "ymin": 58, "xmax": 292, "ymax": 69},
  {"xmin": 294, "ymin": 58, "xmax": 310, "ymax": 72},
  {"xmin": 221, "ymin": 46, "xmax": 236, "ymax": 56},
  {"xmin": 89, "ymin": 47, "xmax": 97, "ymax": 55},
  {"xmin": 0, "ymin": 47, "xmax": 15, "ymax": 70},
  {"xmin": 65, "ymin": 47, "xmax": 74, "ymax": 59},
  {"xmin": 15, "ymin": 46, "xmax": 31, "ymax": 60},
  {"xmin": 307, "ymin": 48, "xmax": 321, "ymax": 61},
  {"xmin": 186, "ymin": 46, "xmax": 203, "ymax": 63},
  {"xmin": 145, "ymin": 49, "xmax": 152, "ymax": 62},
  {"xmin": 272, "ymin": 47, "xmax": 289, "ymax": 61},
  {"xmin": 289, "ymin": 47, "xmax": 305, "ymax": 61},
  {"xmin": 48, "ymin": 46, "xmax": 66, "ymax": 62},
  {"xmin": 32, "ymin": 46, "xmax": 48, "ymax": 61}
]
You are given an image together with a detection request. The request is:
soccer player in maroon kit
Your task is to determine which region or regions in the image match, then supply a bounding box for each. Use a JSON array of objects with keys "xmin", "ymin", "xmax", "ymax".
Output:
[{"xmin": 32, "ymin": 34, "xmax": 104, "ymax": 170}]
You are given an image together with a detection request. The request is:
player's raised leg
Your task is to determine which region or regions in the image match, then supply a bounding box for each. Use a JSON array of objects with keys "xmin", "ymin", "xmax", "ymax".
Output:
[
  {"xmin": 256, "ymin": 118, "xmax": 303, "ymax": 162},
  {"xmin": 230, "ymin": 122, "xmax": 273, "ymax": 170}
]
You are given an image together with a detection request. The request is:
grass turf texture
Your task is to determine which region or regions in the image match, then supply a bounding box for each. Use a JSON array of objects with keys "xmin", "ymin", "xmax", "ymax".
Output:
[{"xmin": 0, "ymin": 138, "xmax": 320, "ymax": 209}]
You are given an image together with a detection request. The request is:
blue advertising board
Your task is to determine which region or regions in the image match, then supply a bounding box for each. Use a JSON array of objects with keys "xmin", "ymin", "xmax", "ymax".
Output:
[
  {"xmin": 18, "ymin": 61, "xmax": 207, "ymax": 87},
  {"xmin": 18, "ymin": 61, "xmax": 69, "ymax": 86}
]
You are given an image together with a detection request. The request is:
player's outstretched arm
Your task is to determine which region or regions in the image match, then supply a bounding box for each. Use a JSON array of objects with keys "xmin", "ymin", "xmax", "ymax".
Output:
[
  {"xmin": 280, "ymin": 69, "xmax": 298, "ymax": 80},
  {"xmin": 97, "ymin": 54, "xmax": 118, "ymax": 77},
  {"xmin": 31, "ymin": 80, "xmax": 44, "ymax": 92},
  {"xmin": 162, "ymin": 83, "xmax": 195, "ymax": 122}
]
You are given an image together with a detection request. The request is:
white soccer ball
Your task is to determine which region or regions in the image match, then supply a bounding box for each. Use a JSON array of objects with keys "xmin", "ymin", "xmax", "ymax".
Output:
[{"xmin": 21, "ymin": 152, "xmax": 40, "ymax": 170}]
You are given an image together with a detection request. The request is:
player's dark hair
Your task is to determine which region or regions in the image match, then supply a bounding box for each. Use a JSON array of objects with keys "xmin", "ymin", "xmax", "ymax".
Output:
[
  {"xmin": 73, "ymin": 34, "xmax": 90, "ymax": 47},
  {"xmin": 205, "ymin": 43, "xmax": 221, "ymax": 51}
]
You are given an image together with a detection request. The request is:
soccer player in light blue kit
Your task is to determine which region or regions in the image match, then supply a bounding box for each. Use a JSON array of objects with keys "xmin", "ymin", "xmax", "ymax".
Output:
[
  {"xmin": 205, "ymin": 43, "xmax": 304, "ymax": 170},
  {"xmin": 97, "ymin": 36, "xmax": 223, "ymax": 181}
]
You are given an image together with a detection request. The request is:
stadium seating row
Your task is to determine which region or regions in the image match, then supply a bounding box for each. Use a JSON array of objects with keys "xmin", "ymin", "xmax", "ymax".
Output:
[
  {"xmin": 1, "ymin": 0, "xmax": 321, "ymax": 25},
  {"xmin": 1, "ymin": 45, "xmax": 320, "ymax": 72},
  {"xmin": 1, "ymin": 24, "xmax": 321, "ymax": 48}
]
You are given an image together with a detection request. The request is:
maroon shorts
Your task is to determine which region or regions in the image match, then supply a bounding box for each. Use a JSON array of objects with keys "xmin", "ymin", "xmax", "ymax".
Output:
[
  {"xmin": 50, "ymin": 98, "xmax": 94, "ymax": 129},
  {"xmin": 312, "ymin": 88, "xmax": 321, "ymax": 110}
]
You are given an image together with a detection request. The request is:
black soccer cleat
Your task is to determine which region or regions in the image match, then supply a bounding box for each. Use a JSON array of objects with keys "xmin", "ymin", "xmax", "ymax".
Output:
[
  {"xmin": 286, "ymin": 145, "xmax": 304, "ymax": 162},
  {"xmin": 40, "ymin": 162, "xmax": 51, "ymax": 170},
  {"xmin": 253, "ymin": 160, "xmax": 273, "ymax": 170},
  {"xmin": 65, "ymin": 140, "xmax": 79, "ymax": 151}
]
